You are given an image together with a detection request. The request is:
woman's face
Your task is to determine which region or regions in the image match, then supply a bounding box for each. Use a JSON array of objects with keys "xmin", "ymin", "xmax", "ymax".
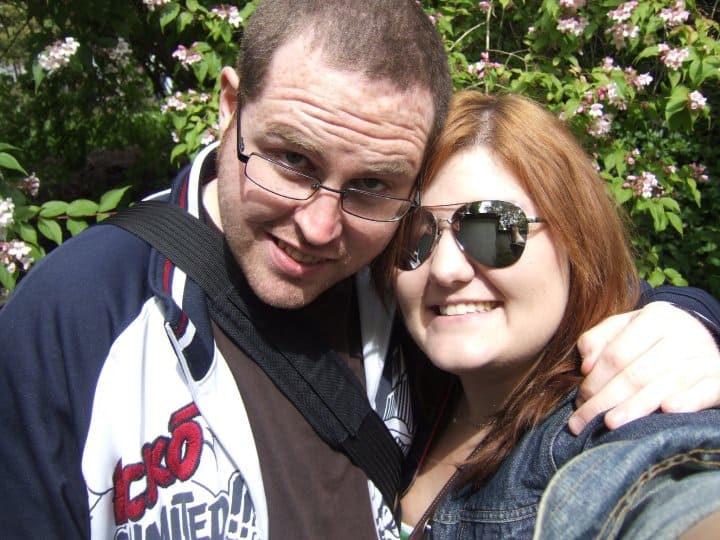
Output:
[{"xmin": 394, "ymin": 146, "xmax": 570, "ymax": 378}]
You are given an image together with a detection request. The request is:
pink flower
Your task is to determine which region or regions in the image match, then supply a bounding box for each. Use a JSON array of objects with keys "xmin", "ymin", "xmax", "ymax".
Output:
[
  {"xmin": 588, "ymin": 103, "xmax": 604, "ymax": 118},
  {"xmin": 211, "ymin": 5, "xmax": 243, "ymax": 28},
  {"xmin": 658, "ymin": 44, "xmax": 689, "ymax": 70},
  {"xmin": 631, "ymin": 72, "xmax": 653, "ymax": 88},
  {"xmin": 624, "ymin": 171, "xmax": 661, "ymax": 198},
  {"xmin": 1, "ymin": 240, "xmax": 33, "ymax": 273},
  {"xmin": 0, "ymin": 198, "xmax": 14, "ymax": 232},
  {"xmin": 659, "ymin": 2, "xmax": 689, "ymax": 27},
  {"xmin": 468, "ymin": 52, "xmax": 502, "ymax": 79},
  {"xmin": 557, "ymin": 17, "xmax": 589, "ymax": 36},
  {"xmin": 37, "ymin": 37, "xmax": 80, "ymax": 74},
  {"xmin": 161, "ymin": 93, "xmax": 188, "ymax": 113},
  {"xmin": 172, "ymin": 43, "xmax": 203, "ymax": 69},
  {"xmin": 608, "ymin": 1, "xmax": 638, "ymax": 23},
  {"xmin": 559, "ymin": 0, "xmax": 586, "ymax": 12},
  {"xmin": 18, "ymin": 173, "xmax": 40, "ymax": 198},
  {"xmin": 688, "ymin": 90, "xmax": 707, "ymax": 110},
  {"xmin": 143, "ymin": 0, "xmax": 170, "ymax": 11},
  {"xmin": 200, "ymin": 129, "xmax": 217, "ymax": 145},
  {"xmin": 606, "ymin": 22, "xmax": 639, "ymax": 49},
  {"xmin": 587, "ymin": 114, "xmax": 613, "ymax": 137}
]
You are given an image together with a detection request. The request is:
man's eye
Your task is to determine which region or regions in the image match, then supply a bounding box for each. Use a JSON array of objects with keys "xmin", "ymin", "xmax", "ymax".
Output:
[
  {"xmin": 350, "ymin": 178, "xmax": 387, "ymax": 193},
  {"xmin": 280, "ymin": 151, "xmax": 310, "ymax": 170}
]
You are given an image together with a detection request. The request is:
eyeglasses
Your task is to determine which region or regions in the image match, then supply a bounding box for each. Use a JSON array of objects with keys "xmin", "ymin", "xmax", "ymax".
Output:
[
  {"xmin": 396, "ymin": 200, "xmax": 546, "ymax": 270},
  {"xmin": 235, "ymin": 110, "xmax": 416, "ymax": 222}
]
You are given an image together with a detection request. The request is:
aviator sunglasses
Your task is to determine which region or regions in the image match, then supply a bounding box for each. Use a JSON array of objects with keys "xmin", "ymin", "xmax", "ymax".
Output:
[{"xmin": 396, "ymin": 200, "xmax": 546, "ymax": 271}]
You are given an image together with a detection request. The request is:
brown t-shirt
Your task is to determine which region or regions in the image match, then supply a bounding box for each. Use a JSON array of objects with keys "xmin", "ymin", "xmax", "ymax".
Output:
[{"xmin": 214, "ymin": 278, "xmax": 378, "ymax": 540}]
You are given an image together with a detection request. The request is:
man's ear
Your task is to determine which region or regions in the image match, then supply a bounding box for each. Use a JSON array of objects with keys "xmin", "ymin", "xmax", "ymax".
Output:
[{"xmin": 219, "ymin": 66, "xmax": 240, "ymax": 135}]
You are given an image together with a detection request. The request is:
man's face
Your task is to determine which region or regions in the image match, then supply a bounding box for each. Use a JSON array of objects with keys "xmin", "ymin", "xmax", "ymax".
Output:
[{"xmin": 214, "ymin": 37, "xmax": 434, "ymax": 308}]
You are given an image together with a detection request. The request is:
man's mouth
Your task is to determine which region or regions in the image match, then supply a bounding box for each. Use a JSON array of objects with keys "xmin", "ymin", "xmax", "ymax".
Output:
[
  {"xmin": 437, "ymin": 301, "xmax": 499, "ymax": 316},
  {"xmin": 277, "ymin": 239, "xmax": 326, "ymax": 265}
]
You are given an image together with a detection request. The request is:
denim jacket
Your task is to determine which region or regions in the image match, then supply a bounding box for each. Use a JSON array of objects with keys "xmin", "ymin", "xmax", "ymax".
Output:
[{"xmin": 424, "ymin": 393, "xmax": 720, "ymax": 539}]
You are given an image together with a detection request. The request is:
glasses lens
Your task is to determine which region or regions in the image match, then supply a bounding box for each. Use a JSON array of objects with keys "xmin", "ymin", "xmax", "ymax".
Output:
[
  {"xmin": 455, "ymin": 201, "xmax": 528, "ymax": 268},
  {"xmin": 397, "ymin": 208, "xmax": 437, "ymax": 270},
  {"xmin": 245, "ymin": 154, "xmax": 315, "ymax": 200},
  {"xmin": 343, "ymin": 190, "xmax": 414, "ymax": 222}
]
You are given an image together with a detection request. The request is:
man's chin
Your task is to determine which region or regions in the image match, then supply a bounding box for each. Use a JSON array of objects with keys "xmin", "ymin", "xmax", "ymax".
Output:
[{"xmin": 250, "ymin": 279, "xmax": 327, "ymax": 310}]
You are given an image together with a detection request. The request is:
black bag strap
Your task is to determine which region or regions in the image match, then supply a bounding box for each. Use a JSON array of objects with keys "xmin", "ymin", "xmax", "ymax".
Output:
[{"xmin": 102, "ymin": 200, "xmax": 403, "ymax": 511}]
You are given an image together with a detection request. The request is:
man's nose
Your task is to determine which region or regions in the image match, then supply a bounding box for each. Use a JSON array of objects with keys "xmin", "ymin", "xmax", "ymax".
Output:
[{"xmin": 293, "ymin": 190, "xmax": 343, "ymax": 246}]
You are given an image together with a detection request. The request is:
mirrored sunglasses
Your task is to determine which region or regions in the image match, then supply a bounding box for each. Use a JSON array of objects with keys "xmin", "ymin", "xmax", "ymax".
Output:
[{"xmin": 396, "ymin": 200, "xmax": 546, "ymax": 271}]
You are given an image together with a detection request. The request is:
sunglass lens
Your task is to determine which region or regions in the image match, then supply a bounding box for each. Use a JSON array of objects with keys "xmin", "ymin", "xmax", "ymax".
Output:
[
  {"xmin": 456, "ymin": 202, "xmax": 528, "ymax": 268},
  {"xmin": 398, "ymin": 209, "xmax": 436, "ymax": 270}
]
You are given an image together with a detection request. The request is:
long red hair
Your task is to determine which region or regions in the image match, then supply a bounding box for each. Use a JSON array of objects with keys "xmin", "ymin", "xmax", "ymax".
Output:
[{"xmin": 383, "ymin": 90, "xmax": 640, "ymax": 483}]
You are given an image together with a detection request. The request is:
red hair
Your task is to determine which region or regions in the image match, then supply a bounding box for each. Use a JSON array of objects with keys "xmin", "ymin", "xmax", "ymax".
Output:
[{"xmin": 383, "ymin": 91, "xmax": 640, "ymax": 484}]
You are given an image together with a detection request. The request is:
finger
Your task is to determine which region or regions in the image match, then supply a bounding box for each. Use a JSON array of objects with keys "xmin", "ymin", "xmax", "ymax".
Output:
[
  {"xmin": 661, "ymin": 377, "xmax": 720, "ymax": 413},
  {"xmin": 571, "ymin": 369, "xmax": 672, "ymax": 434},
  {"xmin": 570, "ymin": 339, "xmax": 675, "ymax": 434},
  {"xmin": 576, "ymin": 311, "xmax": 636, "ymax": 376},
  {"xmin": 575, "ymin": 308, "xmax": 662, "ymax": 406},
  {"xmin": 603, "ymin": 368, "xmax": 719, "ymax": 428}
]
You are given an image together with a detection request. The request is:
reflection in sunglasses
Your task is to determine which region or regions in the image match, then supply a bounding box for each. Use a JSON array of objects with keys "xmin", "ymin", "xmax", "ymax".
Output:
[{"xmin": 396, "ymin": 200, "xmax": 545, "ymax": 271}]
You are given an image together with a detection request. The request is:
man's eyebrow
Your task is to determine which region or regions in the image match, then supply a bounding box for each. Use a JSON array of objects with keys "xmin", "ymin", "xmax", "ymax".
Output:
[
  {"xmin": 263, "ymin": 124, "xmax": 415, "ymax": 178},
  {"xmin": 263, "ymin": 124, "xmax": 323, "ymax": 157},
  {"xmin": 363, "ymin": 161, "xmax": 414, "ymax": 177}
]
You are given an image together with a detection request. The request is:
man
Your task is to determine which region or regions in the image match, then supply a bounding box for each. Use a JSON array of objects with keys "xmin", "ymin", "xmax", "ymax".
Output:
[{"xmin": 0, "ymin": 1, "xmax": 718, "ymax": 538}]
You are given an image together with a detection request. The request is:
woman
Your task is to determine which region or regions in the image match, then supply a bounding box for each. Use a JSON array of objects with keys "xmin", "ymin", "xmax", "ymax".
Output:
[{"xmin": 386, "ymin": 91, "xmax": 720, "ymax": 539}]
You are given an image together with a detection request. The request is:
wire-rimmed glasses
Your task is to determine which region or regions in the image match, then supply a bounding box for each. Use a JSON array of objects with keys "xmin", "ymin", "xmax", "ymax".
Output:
[{"xmin": 235, "ymin": 110, "xmax": 416, "ymax": 222}]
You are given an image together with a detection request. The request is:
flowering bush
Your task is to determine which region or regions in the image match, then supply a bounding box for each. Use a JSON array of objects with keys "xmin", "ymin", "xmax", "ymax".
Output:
[
  {"xmin": 2, "ymin": 0, "xmax": 718, "ymax": 298},
  {"xmin": 0, "ymin": 144, "xmax": 130, "ymax": 302},
  {"xmin": 422, "ymin": 0, "xmax": 718, "ymax": 291}
]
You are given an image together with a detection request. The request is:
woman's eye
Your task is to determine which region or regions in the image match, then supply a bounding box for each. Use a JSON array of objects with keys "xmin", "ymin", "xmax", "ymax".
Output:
[{"xmin": 350, "ymin": 178, "xmax": 387, "ymax": 193}]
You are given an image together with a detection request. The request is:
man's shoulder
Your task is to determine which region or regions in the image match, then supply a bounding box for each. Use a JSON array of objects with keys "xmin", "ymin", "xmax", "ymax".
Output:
[
  {"xmin": 16, "ymin": 223, "xmax": 153, "ymax": 305},
  {"xmin": 0, "ymin": 223, "xmax": 159, "ymax": 352}
]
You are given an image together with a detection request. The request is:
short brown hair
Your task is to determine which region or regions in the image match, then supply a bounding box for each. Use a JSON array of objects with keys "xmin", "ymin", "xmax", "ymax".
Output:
[
  {"xmin": 237, "ymin": 0, "xmax": 452, "ymax": 143},
  {"xmin": 389, "ymin": 91, "xmax": 641, "ymax": 483}
]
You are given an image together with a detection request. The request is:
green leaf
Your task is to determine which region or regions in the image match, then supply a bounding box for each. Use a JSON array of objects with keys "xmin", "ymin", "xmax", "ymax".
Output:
[
  {"xmin": 648, "ymin": 268, "xmax": 666, "ymax": 287},
  {"xmin": 171, "ymin": 143, "xmax": 188, "ymax": 163},
  {"xmin": 667, "ymin": 212, "xmax": 683, "ymax": 235},
  {"xmin": 663, "ymin": 267, "xmax": 688, "ymax": 286},
  {"xmin": 12, "ymin": 205, "xmax": 39, "ymax": 222},
  {"xmin": 660, "ymin": 197, "xmax": 681, "ymax": 212},
  {"xmin": 160, "ymin": 3, "xmax": 181, "ymax": 30},
  {"xmin": 66, "ymin": 199, "xmax": 99, "ymax": 218},
  {"xmin": 37, "ymin": 218, "xmax": 64, "ymax": 246},
  {"xmin": 688, "ymin": 59, "xmax": 703, "ymax": 86},
  {"xmin": 17, "ymin": 222, "xmax": 38, "ymax": 245},
  {"xmin": 0, "ymin": 264, "xmax": 17, "ymax": 292},
  {"xmin": 186, "ymin": 0, "xmax": 200, "ymax": 11},
  {"xmin": 0, "ymin": 152, "xmax": 27, "ymax": 174},
  {"xmin": 648, "ymin": 203, "xmax": 668, "ymax": 232},
  {"xmin": 635, "ymin": 45, "xmax": 659, "ymax": 62},
  {"xmin": 66, "ymin": 218, "xmax": 89, "ymax": 236},
  {"xmin": 178, "ymin": 11, "xmax": 194, "ymax": 31},
  {"xmin": 193, "ymin": 60, "xmax": 209, "ymax": 84},
  {"xmin": 98, "ymin": 186, "xmax": 131, "ymax": 212},
  {"xmin": 669, "ymin": 70, "xmax": 682, "ymax": 88},
  {"xmin": 32, "ymin": 61, "xmax": 45, "ymax": 93},
  {"xmin": 39, "ymin": 200, "xmax": 69, "ymax": 218},
  {"xmin": 665, "ymin": 86, "xmax": 690, "ymax": 120}
]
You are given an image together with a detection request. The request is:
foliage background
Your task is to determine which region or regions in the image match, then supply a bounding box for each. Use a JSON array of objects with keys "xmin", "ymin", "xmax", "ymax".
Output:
[{"xmin": 1, "ymin": 0, "xmax": 718, "ymax": 303}]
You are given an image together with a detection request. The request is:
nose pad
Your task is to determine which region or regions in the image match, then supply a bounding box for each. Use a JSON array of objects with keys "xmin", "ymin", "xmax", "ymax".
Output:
[
  {"xmin": 428, "ymin": 229, "xmax": 476, "ymax": 285},
  {"xmin": 294, "ymin": 191, "xmax": 343, "ymax": 245}
]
